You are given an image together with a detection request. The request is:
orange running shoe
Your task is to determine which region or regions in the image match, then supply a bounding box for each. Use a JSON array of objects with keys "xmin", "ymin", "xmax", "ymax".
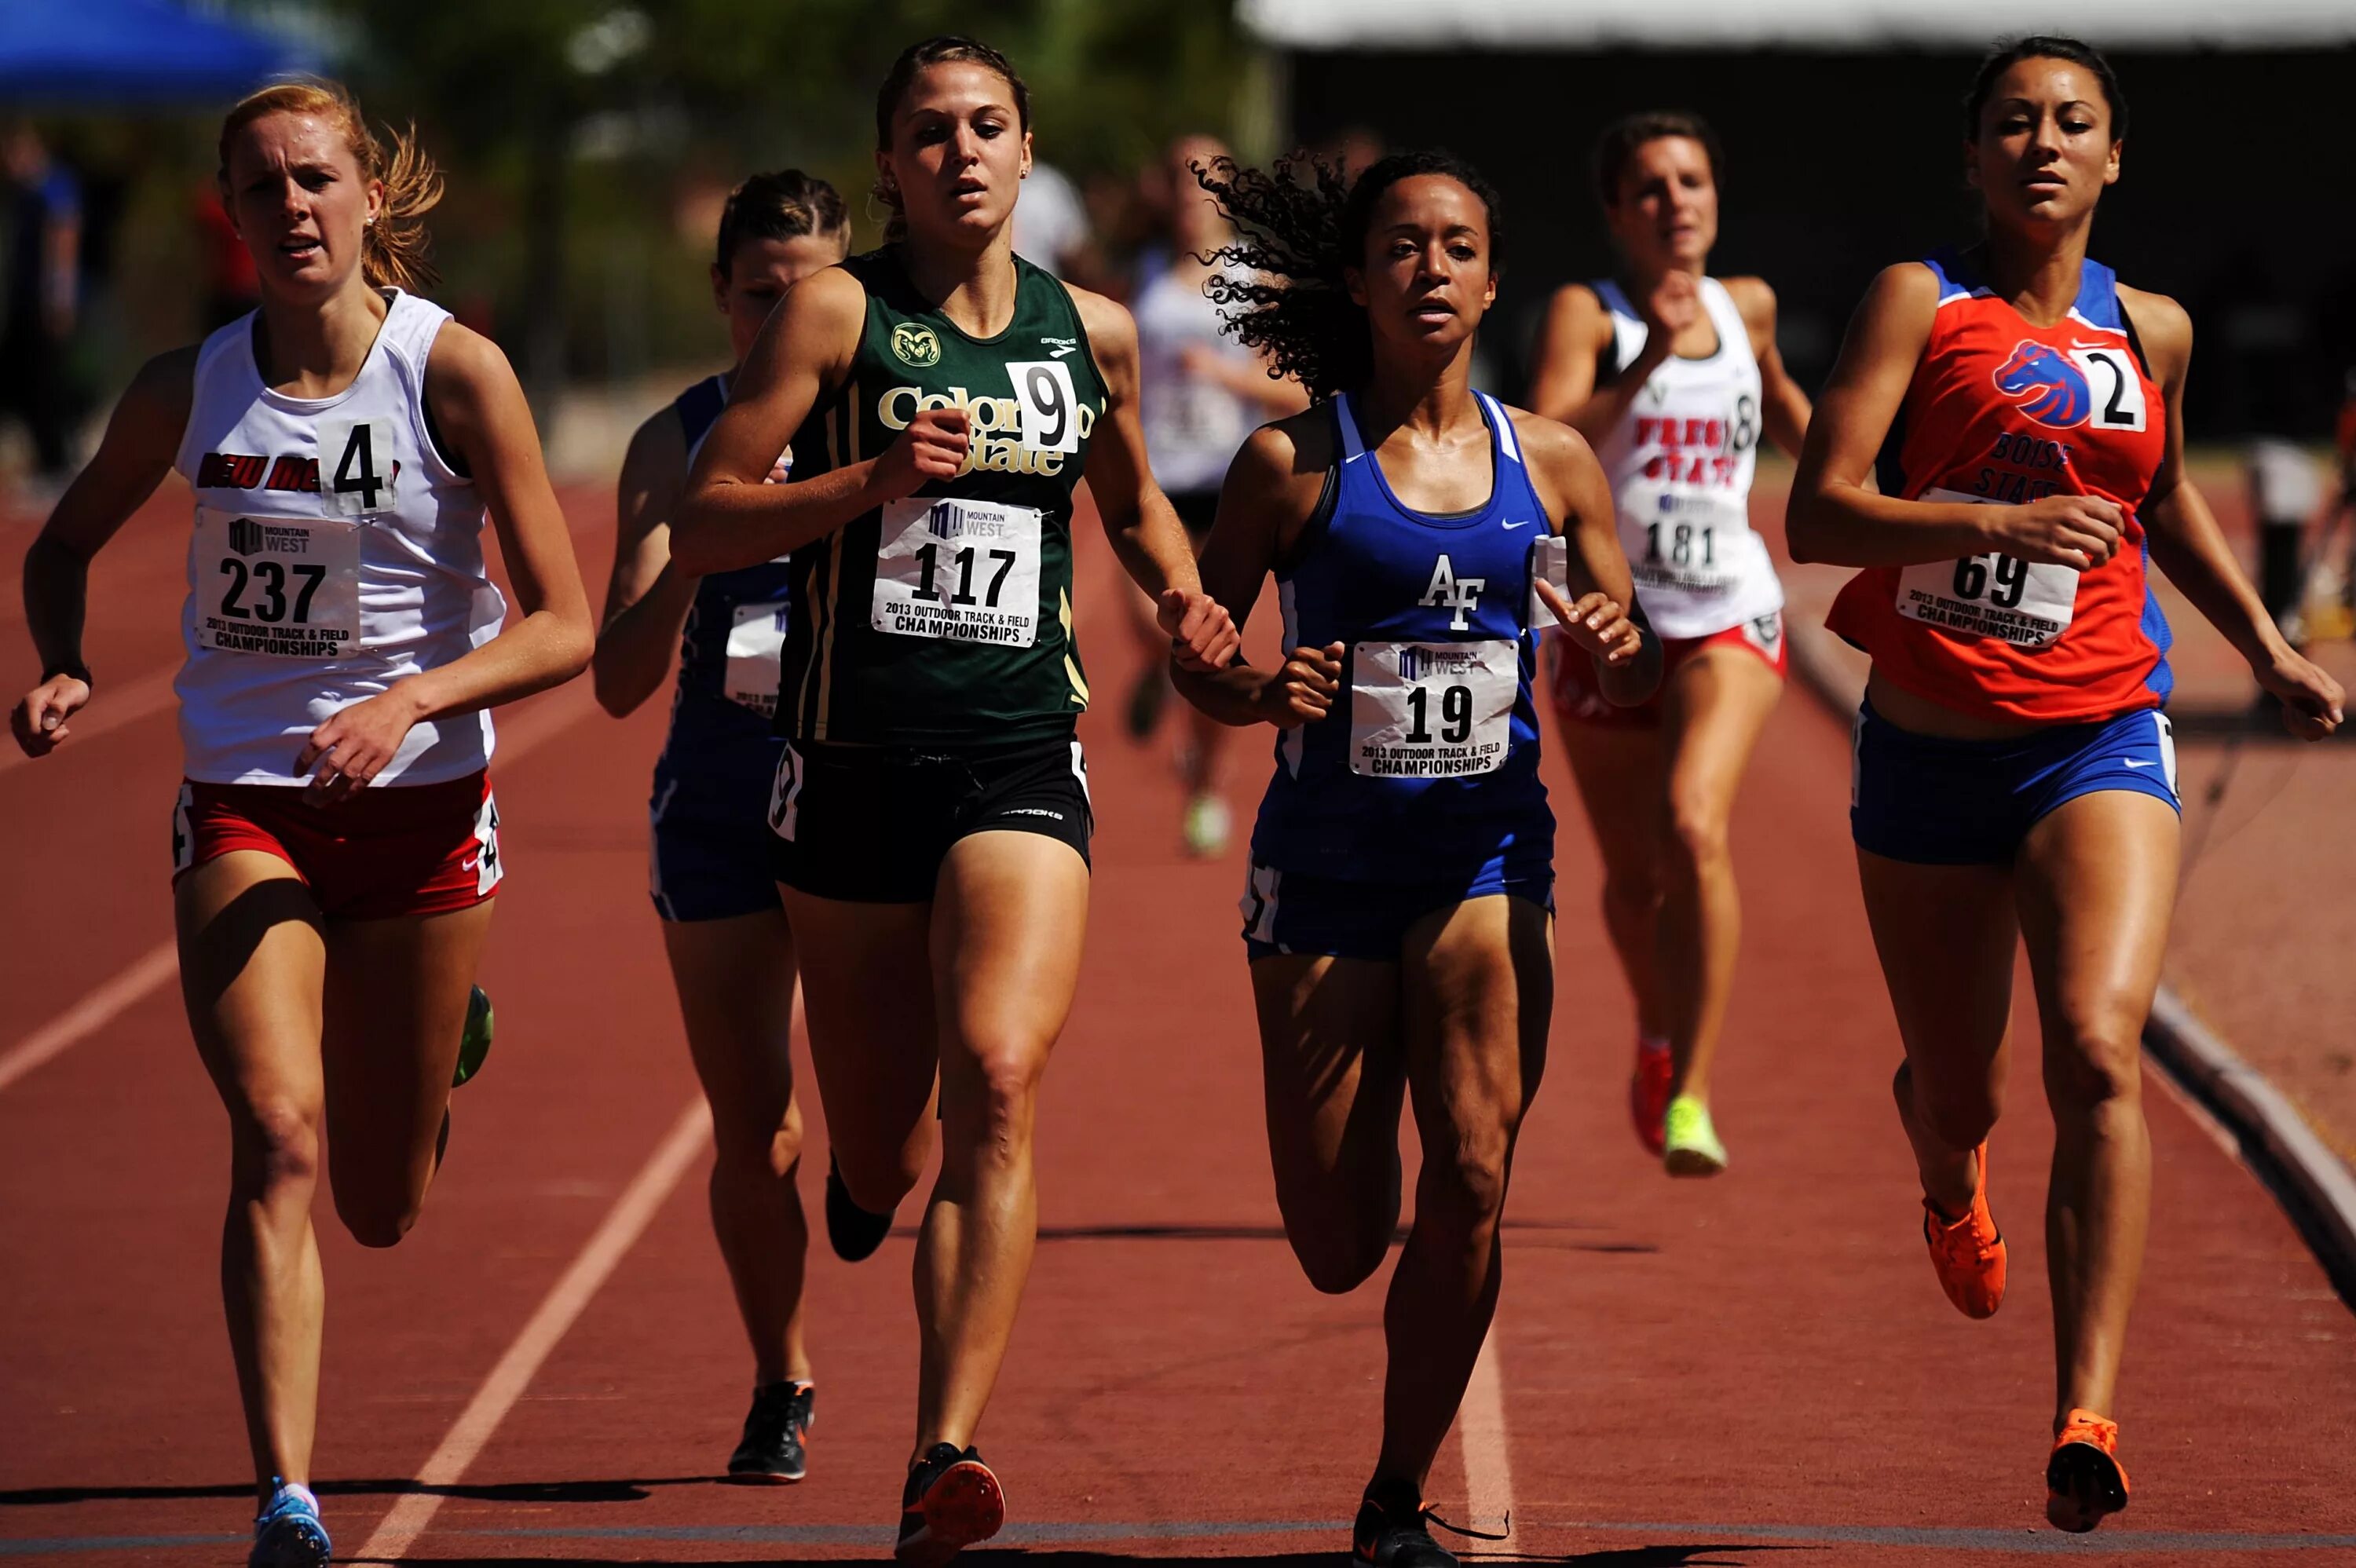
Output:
[
  {"xmin": 1921, "ymin": 1142, "xmax": 2006, "ymax": 1318},
  {"xmin": 2047, "ymin": 1409, "xmax": 2131, "ymax": 1533},
  {"xmin": 1630, "ymin": 1036, "xmax": 1673, "ymax": 1157}
]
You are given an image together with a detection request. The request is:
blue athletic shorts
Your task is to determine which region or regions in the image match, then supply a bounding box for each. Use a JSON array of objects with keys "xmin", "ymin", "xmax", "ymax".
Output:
[
  {"xmin": 1238, "ymin": 854, "xmax": 1556, "ymax": 962},
  {"xmin": 649, "ymin": 740, "xmax": 785, "ymax": 923},
  {"xmin": 1849, "ymin": 699, "xmax": 2179, "ymax": 867}
]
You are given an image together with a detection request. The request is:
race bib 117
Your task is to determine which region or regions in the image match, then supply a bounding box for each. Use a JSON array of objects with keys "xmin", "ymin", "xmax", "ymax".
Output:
[{"xmin": 871, "ymin": 498, "xmax": 1044, "ymax": 647}]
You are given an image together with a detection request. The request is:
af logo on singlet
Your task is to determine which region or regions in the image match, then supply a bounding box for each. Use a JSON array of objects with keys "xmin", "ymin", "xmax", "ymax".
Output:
[
  {"xmin": 1421, "ymin": 554, "xmax": 1486, "ymax": 631},
  {"xmin": 892, "ymin": 323, "xmax": 942, "ymax": 367}
]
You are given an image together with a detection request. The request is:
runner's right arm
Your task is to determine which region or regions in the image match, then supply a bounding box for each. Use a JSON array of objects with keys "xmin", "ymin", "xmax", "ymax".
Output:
[
  {"xmin": 591, "ymin": 408, "xmax": 699, "ymax": 717},
  {"xmin": 1171, "ymin": 416, "xmax": 1343, "ymax": 729},
  {"xmin": 1788, "ymin": 264, "xmax": 2122, "ymax": 570},
  {"xmin": 1527, "ymin": 282, "xmax": 1668, "ymax": 444},
  {"xmin": 12, "ymin": 345, "xmax": 194, "ymax": 757},
  {"xmin": 673, "ymin": 268, "xmax": 966, "ymax": 574}
]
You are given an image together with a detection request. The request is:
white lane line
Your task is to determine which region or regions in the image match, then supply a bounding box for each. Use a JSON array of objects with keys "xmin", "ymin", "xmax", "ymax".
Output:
[
  {"xmin": 0, "ymin": 682, "xmax": 600, "ymax": 1098},
  {"xmin": 0, "ymin": 663, "xmax": 180, "ymax": 778},
  {"xmin": 356, "ymin": 1096, "xmax": 714, "ymax": 1562},
  {"xmin": 0, "ymin": 942, "xmax": 181, "ymax": 1095},
  {"xmin": 1458, "ymin": 1325, "xmax": 1518, "ymax": 1546}
]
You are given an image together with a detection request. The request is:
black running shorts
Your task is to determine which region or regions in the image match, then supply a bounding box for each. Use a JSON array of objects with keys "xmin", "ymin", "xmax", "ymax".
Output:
[{"xmin": 766, "ymin": 736, "xmax": 1093, "ymax": 903}]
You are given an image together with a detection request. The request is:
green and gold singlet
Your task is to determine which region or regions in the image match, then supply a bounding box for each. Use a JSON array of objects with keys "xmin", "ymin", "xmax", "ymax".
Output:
[{"xmin": 777, "ymin": 246, "xmax": 1108, "ymax": 748}]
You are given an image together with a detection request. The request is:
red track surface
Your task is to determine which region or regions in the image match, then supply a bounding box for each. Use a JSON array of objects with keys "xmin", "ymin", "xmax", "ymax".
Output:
[{"xmin": 2, "ymin": 479, "xmax": 2352, "ymax": 1567}]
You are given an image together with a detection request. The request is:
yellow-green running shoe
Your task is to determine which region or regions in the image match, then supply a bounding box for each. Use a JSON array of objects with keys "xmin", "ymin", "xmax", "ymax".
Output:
[
  {"xmin": 454, "ymin": 985, "xmax": 494, "ymax": 1087},
  {"xmin": 1662, "ymin": 1095, "xmax": 1727, "ymax": 1177}
]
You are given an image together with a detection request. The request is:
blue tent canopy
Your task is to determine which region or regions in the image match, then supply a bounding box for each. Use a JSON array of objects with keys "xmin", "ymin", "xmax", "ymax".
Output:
[{"xmin": 0, "ymin": 0, "xmax": 313, "ymax": 104}]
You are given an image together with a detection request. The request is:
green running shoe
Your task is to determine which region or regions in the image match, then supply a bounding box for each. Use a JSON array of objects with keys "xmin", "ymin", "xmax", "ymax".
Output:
[
  {"xmin": 1663, "ymin": 1095, "xmax": 1727, "ymax": 1177},
  {"xmin": 453, "ymin": 985, "xmax": 494, "ymax": 1088}
]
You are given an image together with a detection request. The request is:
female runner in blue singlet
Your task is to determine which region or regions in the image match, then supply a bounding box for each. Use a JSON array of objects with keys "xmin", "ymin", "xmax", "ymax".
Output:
[
  {"xmin": 591, "ymin": 171, "xmax": 849, "ymax": 1484},
  {"xmin": 1175, "ymin": 151, "xmax": 1659, "ymax": 1568}
]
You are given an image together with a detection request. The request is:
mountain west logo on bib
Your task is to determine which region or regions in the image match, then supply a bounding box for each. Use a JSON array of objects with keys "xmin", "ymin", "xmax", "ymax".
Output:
[
  {"xmin": 891, "ymin": 323, "xmax": 942, "ymax": 367},
  {"xmin": 1398, "ymin": 645, "xmax": 1480, "ymax": 682},
  {"xmin": 229, "ymin": 517, "xmax": 266, "ymax": 556},
  {"xmin": 1994, "ymin": 340, "xmax": 2091, "ymax": 429}
]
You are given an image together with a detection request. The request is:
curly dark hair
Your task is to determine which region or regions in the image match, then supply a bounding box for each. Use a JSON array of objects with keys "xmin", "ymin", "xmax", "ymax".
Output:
[{"xmin": 1196, "ymin": 149, "xmax": 1505, "ymax": 402}]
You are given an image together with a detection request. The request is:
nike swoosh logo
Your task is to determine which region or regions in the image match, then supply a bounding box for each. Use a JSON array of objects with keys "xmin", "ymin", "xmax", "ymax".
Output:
[
  {"xmin": 1502, "ymin": 520, "xmax": 1533, "ymax": 530},
  {"xmin": 2121, "ymin": 758, "xmax": 2154, "ymax": 769}
]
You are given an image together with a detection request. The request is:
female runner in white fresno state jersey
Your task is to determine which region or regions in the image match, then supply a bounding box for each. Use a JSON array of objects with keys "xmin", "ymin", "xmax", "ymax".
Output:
[
  {"xmin": 12, "ymin": 80, "xmax": 591, "ymax": 1568},
  {"xmin": 1527, "ymin": 111, "xmax": 1813, "ymax": 1177}
]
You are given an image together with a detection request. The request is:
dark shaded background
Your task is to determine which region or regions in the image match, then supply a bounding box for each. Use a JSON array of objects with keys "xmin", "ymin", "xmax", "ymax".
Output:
[{"xmin": 1288, "ymin": 46, "xmax": 2356, "ymax": 433}]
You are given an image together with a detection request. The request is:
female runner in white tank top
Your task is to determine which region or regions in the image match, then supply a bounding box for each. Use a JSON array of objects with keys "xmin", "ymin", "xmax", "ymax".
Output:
[
  {"xmin": 11, "ymin": 82, "xmax": 591, "ymax": 1567},
  {"xmin": 1528, "ymin": 112, "xmax": 1812, "ymax": 1176},
  {"xmin": 1123, "ymin": 133, "xmax": 1306, "ymax": 857}
]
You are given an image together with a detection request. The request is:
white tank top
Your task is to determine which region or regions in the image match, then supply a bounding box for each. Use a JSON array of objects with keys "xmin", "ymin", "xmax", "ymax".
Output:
[
  {"xmin": 1590, "ymin": 275, "xmax": 1782, "ymax": 638},
  {"xmin": 1133, "ymin": 261, "xmax": 1257, "ymax": 496},
  {"xmin": 171, "ymin": 289, "xmax": 507, "ymax": 785}
]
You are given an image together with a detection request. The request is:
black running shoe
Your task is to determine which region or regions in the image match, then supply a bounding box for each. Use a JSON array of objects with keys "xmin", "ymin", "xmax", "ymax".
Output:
[
  {"xmin": 825, "ymin": 1154, "xmax": 895, "ymax": 1262},
  {"xmin": 896, "ymin": 1442, "xmax": 1004, "ymax": 1567},
  {"xmin": 726, "ymin": 1380, "xmax": 814, "ymax": 1483},
  {"xmin": 1124, "ymin": 664, "xmax": 1169, "ymax": 740},
  {"xmin": 1352, "ymin": 1478, "xmax": 1502, "ymax": 1568}
]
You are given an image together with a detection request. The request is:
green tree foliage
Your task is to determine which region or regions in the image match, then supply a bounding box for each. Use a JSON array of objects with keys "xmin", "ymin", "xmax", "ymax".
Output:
[{"xmin": 314, "ymin": 0, "xmax": 1260, "ymax": 393}]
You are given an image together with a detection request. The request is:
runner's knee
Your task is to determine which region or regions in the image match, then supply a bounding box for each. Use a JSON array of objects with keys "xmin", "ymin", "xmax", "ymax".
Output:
[
  {"xmin": 712, "ymin": 1095, "xmax": 804, "ymax": 1184},
  {"xmin": 946, "ymin": 1035, "xmax": 1048, "ymax": 1161},
  {"xmin": 1600, "ymin": 863, "xmax": 1659, "ymax": 927},
  {"xmin": 2043, "ymin": 1024, "xmax": 2142, "ymax": 1120},
  {"xmin": 232, "ymin": 1097, "xmax": 322, "ymax": 1193},
  {"xmin": 1418, "ymin": 1122, "xmax": 1514, "ymax": 1236},
  {"xmin": 1662, "ymin": 791, "xmax": 1731, "ymax": 878}
]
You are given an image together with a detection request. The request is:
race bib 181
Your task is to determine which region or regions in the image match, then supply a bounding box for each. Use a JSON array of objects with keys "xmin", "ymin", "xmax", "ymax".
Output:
[
  {"xmin": 193, "ymin": 511, "xmax": 361, "ymax": 659},
  {"xmin": 1894, "ymin": 487, "xmax": 2080, "ymax": 649},
  {"xmin": 871, "ymin": 497, "xmax": 1044, "ymax": 646},
  {"xmin": 1349, "ymin": 639, "xmax": 1516, "ymax": 779}
]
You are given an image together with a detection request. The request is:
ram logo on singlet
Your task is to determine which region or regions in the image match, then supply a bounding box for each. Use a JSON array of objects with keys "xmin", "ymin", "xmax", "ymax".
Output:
[
  {"xmin": 891, "ymin": 323, "xmax": 942, "ymax": 367},
  {"xmin": 1421, "ymin": 555, "xmax": 1486, "ymax": 632}
]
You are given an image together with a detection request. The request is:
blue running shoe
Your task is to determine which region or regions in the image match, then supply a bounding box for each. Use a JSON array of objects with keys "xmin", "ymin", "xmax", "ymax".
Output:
[{"xmin": 251, "ymin": 1479, "xmax": 331, "ymax": 1568}]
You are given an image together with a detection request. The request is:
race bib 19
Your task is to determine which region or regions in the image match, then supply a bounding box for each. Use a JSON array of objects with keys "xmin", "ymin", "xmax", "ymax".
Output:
[
  {"xmin": 193, "ymin": 511, "xmax": 361, "ymax": 659},
  {"xmin": 724, "ymin": 599, "xmax": 789, "ymax": 715},
  {"xmin": 1349, "ymin": 639, "xmax": 1516, "ymax": 779},
  {"xmin": 1894, "ymin": 488, "xmax": 2079, "ymax": 649},
  {"xmin": 871, "ymin": 497, "xmax": 1044, "ymax": 646}
]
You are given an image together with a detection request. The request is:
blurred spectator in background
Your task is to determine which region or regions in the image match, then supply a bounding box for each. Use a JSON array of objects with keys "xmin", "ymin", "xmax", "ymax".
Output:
[
  {"xmin": 1123, "ymin": 133, "xmax": 1308, "ymax": 857},
  {"xmin": 193, "ymin": 183, "xmax": 260, "ymax": 331},
  {"xmin": 2, "ymin": 122, "xmax": 83, "ymax": 487},
  {"xmin": 2308, "ymin": 368, "xmax": 2356, "ymax": 639},
  {"xmin": 2246, "ymin": 437, "xmax": 2323, "ymax": 642},
  {"xmin": 1013, "ymin": 159, "xmax": 1089, "ymax": 278}
]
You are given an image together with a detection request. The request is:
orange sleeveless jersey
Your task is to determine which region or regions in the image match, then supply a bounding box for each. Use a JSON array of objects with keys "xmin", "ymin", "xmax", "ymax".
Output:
[{"xmin": 1827, "ymin": 251, "xmax": 2171, "ymax": 722}]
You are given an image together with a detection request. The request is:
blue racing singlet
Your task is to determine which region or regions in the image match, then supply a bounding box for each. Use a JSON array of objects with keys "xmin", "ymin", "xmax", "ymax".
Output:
[
  {"xmin": 660, "ymin": 374, "xmax": 796, "ymax": 762},
  {"xmin": 1248, "ymin": 391, "xmax": 1554, "ymax": 880}
]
